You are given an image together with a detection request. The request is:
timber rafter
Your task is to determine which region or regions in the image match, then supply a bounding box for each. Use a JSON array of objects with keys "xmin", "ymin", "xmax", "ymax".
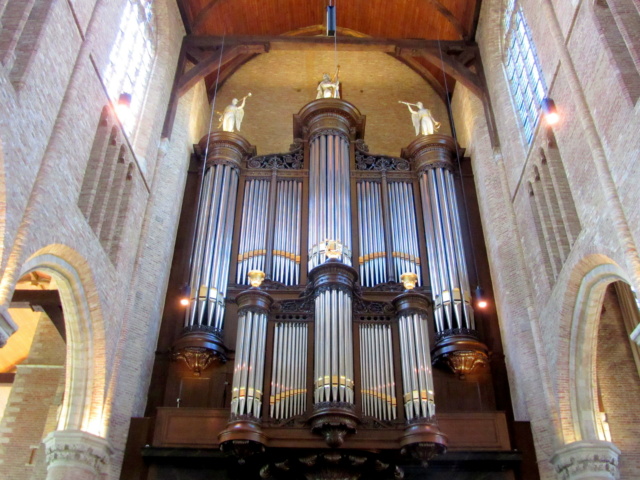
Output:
[{"xmin": 163, "ymin": 35, "xmax": 497, "ymax": 146}]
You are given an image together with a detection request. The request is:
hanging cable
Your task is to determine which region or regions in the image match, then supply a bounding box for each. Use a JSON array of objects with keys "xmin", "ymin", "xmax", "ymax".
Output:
[{"xmin": 436, "ymin": 38, "xmax": 485, "ymax": 307}]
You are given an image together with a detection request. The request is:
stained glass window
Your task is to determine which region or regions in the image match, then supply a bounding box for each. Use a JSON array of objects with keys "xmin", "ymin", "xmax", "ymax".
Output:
[
  {"xmin": 104, "ymin": 0, "xmax": 155, "ymax": 134},
  {"xmin": 503, "ymin": 0, "xmax": 547, "ymax": 144}
]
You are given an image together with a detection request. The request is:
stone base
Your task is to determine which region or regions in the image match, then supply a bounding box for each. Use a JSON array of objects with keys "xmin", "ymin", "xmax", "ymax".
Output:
[
  {"xmin": 43, "ymin": 430, "xmax": 111, "ymax": 480},
  {"xmin": 550, "ymin": 440, "xmax": 620, "ymax": 480}
]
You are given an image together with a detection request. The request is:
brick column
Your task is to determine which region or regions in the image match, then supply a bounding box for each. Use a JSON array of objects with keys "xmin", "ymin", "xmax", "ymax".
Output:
[
  {"xmin": 43, "ymin": 430, "xmax": 111, "ymax": 480},
  {"xmin": 550, "ymin": 440, "xmax": 620, "ymax": 480}
]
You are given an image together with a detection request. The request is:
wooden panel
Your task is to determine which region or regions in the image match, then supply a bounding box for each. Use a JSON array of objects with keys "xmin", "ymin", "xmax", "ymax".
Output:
[
  {"xmin": 153, "ymin": 408, "xmax": 229, "ymax": 447},
  {"xmin": 439, "ymin": 412, "xmax": 512, "ymax": 451},
  {"xmin": 151, "ymin": 408, "xmax": 510, "ymax": 451}
]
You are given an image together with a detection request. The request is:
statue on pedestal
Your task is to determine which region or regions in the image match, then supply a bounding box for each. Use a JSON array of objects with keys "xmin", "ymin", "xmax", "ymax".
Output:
[
  {"xmin": 316, "ymin": 66, "xmax": 340, "ymax": 99},
  {"xmin": 218, "ymin": 93, "xmax": 252, "ymax": 132},
  {"xmin": 399, "ymin": 101, "xmax": 441, "ymax": 136}
]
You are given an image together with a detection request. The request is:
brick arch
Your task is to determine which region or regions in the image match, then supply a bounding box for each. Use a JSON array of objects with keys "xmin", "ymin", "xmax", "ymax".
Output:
[
  {"xmin": 19, "ymin": 245, "xmax": 107, "ymax": 437},
  {"xmin": 556, "ymin": 255, "xmax": 632, "ymax": 444}
]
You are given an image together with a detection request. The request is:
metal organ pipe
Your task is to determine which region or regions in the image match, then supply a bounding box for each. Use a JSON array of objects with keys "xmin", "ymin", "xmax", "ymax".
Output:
[{"xmin": 184, "ymin": 133, "xmax": 254, "ymax": 337}]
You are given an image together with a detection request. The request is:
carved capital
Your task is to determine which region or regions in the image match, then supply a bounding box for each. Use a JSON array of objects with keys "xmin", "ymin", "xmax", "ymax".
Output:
[
  {"xmin": 198, "ymin": 131, "xmax": 256, "ymax": 168},
  {"xmin": 294, "ymin": 99, "xmax": 365, "ymax": 141},
  {"xmin": 43, "ymin": 430, "xmax": 111, "ymax": 478},
  {"xmin": 172, "ymin": 325, "xmax": 229, "ymax": 373},
  {"xmin": 551, "ymin": 441, "xmax": 620, "ymax": 480},
  {"xmin": 432, "ymin": 331, "xmax": 489, "ymax": 377},
  {"xmin": 401, "ymin": 134, "xmax": 460, "ymax": 173}
]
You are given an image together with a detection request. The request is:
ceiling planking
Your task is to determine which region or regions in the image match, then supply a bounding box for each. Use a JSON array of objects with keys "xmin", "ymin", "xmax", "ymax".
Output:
[
  {"xmin": 181, "ymin": 0, "xmax": 480, "ymax": 41},
  {"xmin": 167, "ymin": 0, "xmax": 495, "ymax": 144}
]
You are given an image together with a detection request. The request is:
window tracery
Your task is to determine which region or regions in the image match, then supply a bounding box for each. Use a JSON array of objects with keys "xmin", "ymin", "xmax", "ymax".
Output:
[
  {"xmin": 502, "ymin": 0, "xmax": 546, "ymax": 145},
  {"xmin": 103, "ymin": 0, "xmax": 155, "ymax": 134}
]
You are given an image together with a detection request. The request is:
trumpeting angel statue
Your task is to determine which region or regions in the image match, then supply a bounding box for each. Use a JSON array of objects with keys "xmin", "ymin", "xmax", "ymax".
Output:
[
  {"xmin": 316, "ymin": 66, "xmax": 340, "ymax": 99},
  {"xmin": 399, "ymin": 100, "xmax": 441, "ymax": 136}
]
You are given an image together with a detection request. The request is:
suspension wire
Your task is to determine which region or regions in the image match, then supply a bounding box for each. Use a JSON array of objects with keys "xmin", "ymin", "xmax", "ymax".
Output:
[
  {"xmin": 333, "ymin": 0, "xmax": 338, "ymax": 71},
  {"xmin": 185, "ymin": 30, "xmax": 227, "ymax": 294},
  {"xmin": 437, "ymin": 38, "xmax": 481, "ymax": 289}
]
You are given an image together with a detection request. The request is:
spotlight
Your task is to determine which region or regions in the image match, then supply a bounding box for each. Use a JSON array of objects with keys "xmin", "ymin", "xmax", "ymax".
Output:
[
  {"xmin": 541, "ymin": 97, "xmax": 559, "ymax": 125},
  {"xmin": 326, "ymin": 5, "xmax": 336, "ymax": 36},
  {"xmin": 179, "ymin": 284, "xmax": 191, "ymax": 307},
  {"xmin": 475, "ymin": 285, "xmax": 488, "ymax": 309},
  {"xmin": 115, "ymin": 92, "xmax": 132, "ymax": 124}
]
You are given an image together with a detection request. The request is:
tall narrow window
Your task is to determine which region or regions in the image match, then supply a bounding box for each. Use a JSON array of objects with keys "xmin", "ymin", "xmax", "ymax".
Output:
[
  {"xmin": 103, "ymin": 0, "xmax": 155, "ymax": 134},
  {"xmin": 503, "ymin": 0, "xmax": 547, "ymax": 144}
]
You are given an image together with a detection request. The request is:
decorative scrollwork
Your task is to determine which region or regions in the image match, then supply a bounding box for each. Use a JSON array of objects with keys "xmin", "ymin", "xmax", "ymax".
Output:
[
  {"xmin": 355, "ymin": 141, "xmax": 410, "ymax": 171},
  {"xmin": 248, "ymin": 141, "xmax": 303, "ymax": 170},
  {"xmin": 275, "ymin": 295, "xmax": 315, "ymax": 314},
  {"xmin": 435, "ymin": 327, "xmax": 478, "ymax": 342},
  {"xmin": 352, "ymin": 297, "xmax": 395, "ymax": 315}
]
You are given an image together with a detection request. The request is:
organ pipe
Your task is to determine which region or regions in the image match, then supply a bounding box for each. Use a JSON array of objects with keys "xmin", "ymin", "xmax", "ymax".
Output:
[
  {"xmin": 388, "ymin": 182, "xmax": 421, "ymax": 285},
  {"xmin": 237, "ymin": 179, "xmax": 270, "ymax": 285},
  {"xmin": 359, "ymin": 323, "xmax": 397, "ymax": 421},
  {"xmin": 270, "ymin": 322, "xmax": 308, "ymax": 419},
  {"xmin": 403, "ymin": 135, "xmax": 488, "ymax": 376},
  {"xmin": 173, "ymin": 132, "xmax": 255, "ymax": 370},
  {"xmin": 393, "ymin": 285, "xmax": 448, "ymax": 459}
]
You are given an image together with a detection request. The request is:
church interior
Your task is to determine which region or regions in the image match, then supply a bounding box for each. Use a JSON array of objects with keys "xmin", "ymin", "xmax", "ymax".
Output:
[{"xmin": 0, "ymin": 0, "xmax": 639, "ymax": 479}]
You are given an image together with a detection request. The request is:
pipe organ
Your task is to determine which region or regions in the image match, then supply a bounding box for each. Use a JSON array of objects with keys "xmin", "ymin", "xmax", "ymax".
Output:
[{"xmin": 167, "ymin": 99, "xmax": 499, "ymax": 478}]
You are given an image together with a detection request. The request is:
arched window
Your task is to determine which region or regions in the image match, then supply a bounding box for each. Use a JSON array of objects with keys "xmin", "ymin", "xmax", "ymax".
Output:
[
  {"xmin": 503, "ymin": 0, "xmax": 547, "ymax": 145},
  {"xmin": 103, "ymin": 0, "xmax": 155, "ymax": 134}
]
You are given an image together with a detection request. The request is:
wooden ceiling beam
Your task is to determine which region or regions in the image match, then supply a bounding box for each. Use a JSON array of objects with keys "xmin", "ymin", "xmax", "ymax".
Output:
[
  {"xmin": 394, "ymin": 53, "xmax": 448, "ymax": 102},
  {"xmin": 176, "ymin": 0, "xmax": 194, "ymax": 35},
  {"xmin": 421, "ymin": 0, "xmax": 468, "ymax": 40},
  {"xmin": 177, "ymin": 44, "xmax": 267, "ymax": 97},
  {"xmin": 396, "ymin": 45, "xmax": 483, "ymax": 98},
  {"xmin": 185, "ymin": 34, "xmax": 470, "ymax": 53}
]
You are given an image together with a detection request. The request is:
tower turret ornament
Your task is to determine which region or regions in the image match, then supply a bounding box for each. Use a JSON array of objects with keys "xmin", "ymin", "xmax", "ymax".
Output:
[
  {"xmin": 218, "ymin": 93, "xmax": 252, "ymax": 132},
  {"xmin": 399, "ymin": 101, "xmax": 441, "ymax": 136},
  {"xmin": 316, "ymin": 66, "xmax": 341, "ymax": 99}
]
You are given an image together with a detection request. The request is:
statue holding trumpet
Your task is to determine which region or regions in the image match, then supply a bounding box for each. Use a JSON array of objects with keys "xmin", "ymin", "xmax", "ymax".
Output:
[
  {"xmin": 218, "ymin": 93, "xmax": 252, "ymax": 133},
  {"xmin": 316, "ymin": 66, "xmax": 341, "ymax": 99},
  {"xmin": 399, "ymin": 100, "xmax": 441, "ymax": 136}
]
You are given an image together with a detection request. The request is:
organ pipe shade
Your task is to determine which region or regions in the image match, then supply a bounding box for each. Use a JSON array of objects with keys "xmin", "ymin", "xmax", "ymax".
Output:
[
  {"xmin": 308, "ymin": 133, "xmax": 352, "ymax": 269},
  {"xmin": 186, "ymin": 162, "xmax": 239, "ymax": 330},
  {"xmin": 231, "ymin": 309, "xmax": 268, "ymax": 418},
  {"xmin": 237, "ymin": 179, "xmax": 270, "ymax": 285},
  {"xmin": 357, "ymin": 181, "xmax": 387, "ymax": 287},
  {"xmin": 419, "ymin": 166, "xmax": 474, "ymax": 333},
  {"xmin": 314, "ymin": 288, "xmax": 354, "ymax": 403},
  {"xmin": 398, "ymin": 312, "xmax": 435, "ymax": 420},
  {"xmin": 359, "ymin": 323, "xmax": 397, "ymax": 420},
  {"xmin": 272, "ymin": 180, "xmax": 302, "ymax": 285},
  {"xmin": 270, "ymin": 322, "xmax": 308, "ymax": 420},
  {"xmin": 387, "ymin": 182, "xmax": 421, "ymax": 285}
]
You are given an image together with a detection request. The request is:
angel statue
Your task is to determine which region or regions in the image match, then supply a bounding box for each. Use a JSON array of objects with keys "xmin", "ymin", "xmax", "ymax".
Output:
[
  {"xmin": 399, "ymin": 101, "xmax": 441, "ymax": 136},
  {"xmin": 217, "ymin": 93, "xmax": 252, "ymax": 132},
  {"xmin": 316, "ymin": 66, "xmax": 340, "ymax": 99}
]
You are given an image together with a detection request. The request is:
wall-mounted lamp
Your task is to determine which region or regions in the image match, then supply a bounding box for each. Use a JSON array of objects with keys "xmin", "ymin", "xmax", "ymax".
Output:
[
  {"xmin": 326, "ymin": 5, "xmax": 336, "ymax": 36},
  {"xmin": 179, "ymin": 284, "xmax": 191, "ymax": 307},
  {"xmin": 115, "ymin": 92, "xmax": 132, "ymax": 124},
  {"xmin": 475, "ymin": 285, "xmax": 488, "ymax": 310},
  {"xmin": 541, "ymin": 97, "xmax": 559, "ymax": 125}
]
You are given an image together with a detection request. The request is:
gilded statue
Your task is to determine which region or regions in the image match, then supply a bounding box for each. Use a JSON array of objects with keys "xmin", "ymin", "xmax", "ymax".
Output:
[
  {"xmin": 316, "ymin": 66, "xmax": 340, "ymax": 99},
  {"xmin": 399, "ymin": 101, "xmax": 441, "ymax": 136},
  {"xmin": 218, "ymin": 93, "xmax": 252, "ymax": 132}
]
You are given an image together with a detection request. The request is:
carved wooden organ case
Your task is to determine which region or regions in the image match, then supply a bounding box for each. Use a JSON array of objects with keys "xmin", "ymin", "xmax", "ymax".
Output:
[{"xmin": 164, "ymin": 99, "xmax": 508, "ymax": 479}]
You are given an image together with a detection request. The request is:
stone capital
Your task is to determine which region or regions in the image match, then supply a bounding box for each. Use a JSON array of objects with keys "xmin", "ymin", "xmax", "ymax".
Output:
[
  {"xmin": 551, "ymin": 440, "xmax": 620, "ymax": 480},
  {"xmin": 44, "ymin": 430, "xmax": 111, "ymax": 480}
]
